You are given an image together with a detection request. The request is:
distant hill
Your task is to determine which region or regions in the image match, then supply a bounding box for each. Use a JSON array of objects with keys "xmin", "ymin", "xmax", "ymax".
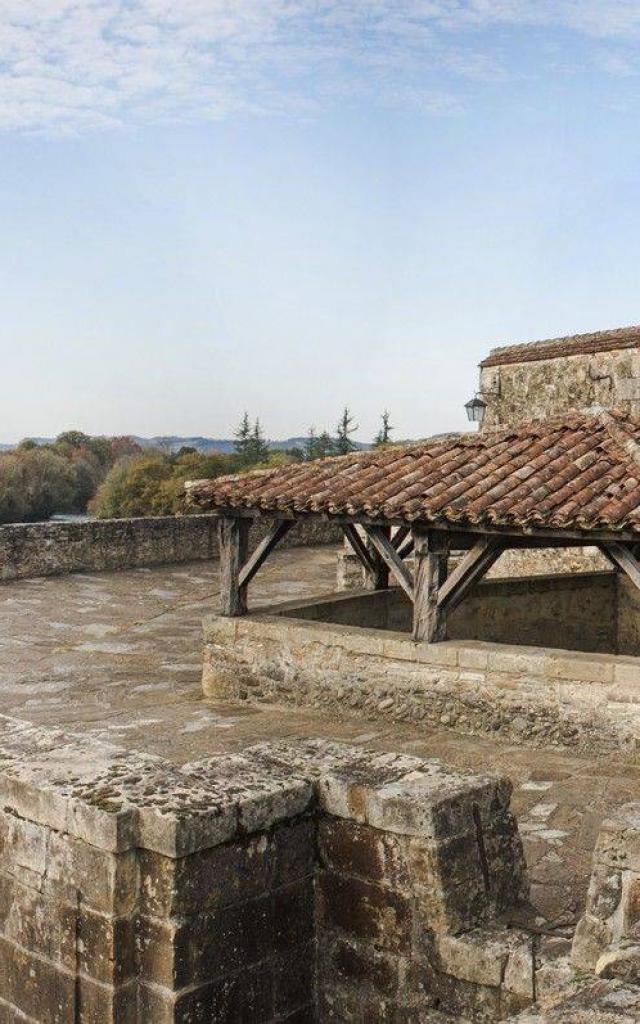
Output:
[{"xmin": 1, "ymin": 435, "xmax": 371, "ymax": 454}]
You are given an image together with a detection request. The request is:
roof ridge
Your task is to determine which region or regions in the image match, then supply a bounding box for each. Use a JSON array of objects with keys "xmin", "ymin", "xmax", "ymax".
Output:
[
  {"xmin": 599, "ymin": 410, "xmax": 640, "ymax": 472},
  {"xmin": 480, "ymin": 323, "xmax": 640, "ymax": 368}
]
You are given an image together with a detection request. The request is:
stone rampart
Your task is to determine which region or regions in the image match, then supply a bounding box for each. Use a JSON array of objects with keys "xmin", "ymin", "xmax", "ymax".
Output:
[
  {"xmin": 0, "ymin": 717, "xmax": 534, "ymax": 1022},
  {"xmin": 0, "ymin": 515, "xmax": 341, "ymax": 582}
]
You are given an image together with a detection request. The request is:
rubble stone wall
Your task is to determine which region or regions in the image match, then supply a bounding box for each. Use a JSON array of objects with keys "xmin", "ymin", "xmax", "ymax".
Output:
[
  {"xmin": 203, "ymin": 611, "xmax": 640, "ymax": 756},
  {"xmin": 0, "ymin": 515, "xmax": 341, "ymax": 582},
  {"xmin": 0, "ymin": 717, "xmax": 534, "ymax": 1023},
  {"xmin": 479, "ymin": 347, "xmax": 640, "ymax": 430}
]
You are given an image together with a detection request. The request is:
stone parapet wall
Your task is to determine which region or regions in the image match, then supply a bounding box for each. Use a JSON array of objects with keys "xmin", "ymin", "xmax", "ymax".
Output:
[
  {"xmin": 0, "ymin": 716, "xmax": 535, "ymax": 1022},
  {"xmin": 203, "ymin": 611, "xmax": 640, "ymax": 756},
  {"xmin": 0, "ymin": 515, "xmax": 341, "ymax": 582}
]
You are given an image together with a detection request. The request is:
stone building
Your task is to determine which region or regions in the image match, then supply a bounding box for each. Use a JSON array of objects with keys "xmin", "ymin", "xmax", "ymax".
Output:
[{"xmin": 477, "ymin": 324, "xmax": 640, "ymax": 431}]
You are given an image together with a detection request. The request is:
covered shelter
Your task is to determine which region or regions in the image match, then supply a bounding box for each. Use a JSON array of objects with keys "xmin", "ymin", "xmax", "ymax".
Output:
[{"xmin": 186, "ymin": 410, "xmax": 640, "ymax": 645}]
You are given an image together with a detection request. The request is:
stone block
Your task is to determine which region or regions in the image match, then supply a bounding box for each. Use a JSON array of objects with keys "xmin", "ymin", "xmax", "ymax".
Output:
[
  {"xmin": 318, "ymin": 933, "xmax": 401, "ymax": 999},
  {"xmin": 487, "ymin": 648, "xmax": 548, "ymax": 677},
  {"xmin": 273, "ymin": 945, "xmax": 315, "ymax": 1018},
  {"xmin": 316, "ymin": 870, "xmax": 411, "ymax": 953},
  {"xmin": 0, "ymin": 812, "xmax": 138, "ymax": 914},
  {"xmin": 138, "ymin": 877, "xmax": 314, "ymax": 990},
  {"xmin": 595, "ymin": 945, "xmax": 640, "ymax": 982},
  {"xmin": 571, "ymin": 912, "xmax": 614, "ymax": 973},
  {"xmin": 201, "ymin": 648, "xmax": 243, "ymax": 699},
  {"xmin": 138, "ymin": 962, "xmax": 275, "ymax": 1024},
  {"xmin": 614, "ymin": 660, "xmax": 640, "ymax": 688},
  {"xmin": 414, "ymin": 642, "xmax": 459, "ymax": 667},
  {"xmin": 317, "ymin": 818, "xmax": 410, "ymax": 891},
  {"xmin": 458, "ymin": 645, "xmax": 490, "ymax": 671},
  {"xmin": 139, "ymin": 817, "xmax": 314, "ymax": 919},
  {"xmin": 0, "ymin": 933, "xmax": 75, "ymax": 1022},
  {"xmin": 435, "ymin": 927, "xmax": 534, "ymax": 1003},
  {"xmin": 548, "ymin": 654, "xmax": 614, "ymax": 684}
]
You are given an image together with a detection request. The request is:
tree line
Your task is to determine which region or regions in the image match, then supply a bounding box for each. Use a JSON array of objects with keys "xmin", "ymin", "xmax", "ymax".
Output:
[
  {"xmin": 0, "ymin": 432, "xmax": 141, "ymax": 524},
  {"xmin": 0, "ymin": 408, "xmax": 393, "ymax": 523}
]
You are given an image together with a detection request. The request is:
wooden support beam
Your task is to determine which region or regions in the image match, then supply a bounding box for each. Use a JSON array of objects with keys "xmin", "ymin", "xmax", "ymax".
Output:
[
  {"xmin": 218, "ymin": 517, "xmax": 249, "ymax": 616},
  {"xmin": 364, "ymin": 525, "xmax": 414, "ymax": 599},
  {"xmin": 342, "ymin": 524, "xmax": 376, "ymax": 577},
  {"xmin": 238, "ymin": 520, "xmax": 294, "ymax": 589},
  {"xmin": 437, "ymin": 537, "xmax": 504, "ymax": 614},
  {"xmin": 600, "ymin": 542, "xmax": 640, "ymax": 591},
  {"xmin": 413, "ymin": 529, "xmax": 449, "ymax": 642}
]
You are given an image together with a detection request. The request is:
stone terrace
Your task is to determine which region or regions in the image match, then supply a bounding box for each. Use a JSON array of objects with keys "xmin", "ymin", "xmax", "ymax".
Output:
[{"xmin": 3, "ymin": 545, "xmax": 640, "ymax": 938}]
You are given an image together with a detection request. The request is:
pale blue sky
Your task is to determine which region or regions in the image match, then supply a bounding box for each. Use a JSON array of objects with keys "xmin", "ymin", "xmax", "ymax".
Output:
[{"xmin": 2, "ymin": 1, "xmax": 640, "ymax": 443}]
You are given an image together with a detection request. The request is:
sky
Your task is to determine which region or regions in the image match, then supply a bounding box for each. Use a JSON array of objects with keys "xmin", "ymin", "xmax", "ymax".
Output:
[{"xmin": 3, "ymin": 2, "xmax": 640, "ymax": 444}]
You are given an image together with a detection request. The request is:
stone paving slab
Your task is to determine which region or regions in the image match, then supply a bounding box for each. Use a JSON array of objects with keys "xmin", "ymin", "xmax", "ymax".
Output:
[{"xmin": 2, "ymin": 547, "xmax": 640, "ymax": 930}]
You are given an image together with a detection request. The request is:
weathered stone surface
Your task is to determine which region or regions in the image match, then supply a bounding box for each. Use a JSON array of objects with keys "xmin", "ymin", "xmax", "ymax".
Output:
[
  {"xmin": 505, "ymin": 979, "xmax": 640, "ymax": 1022},
  {"xmin": 573, "ymin": 803, "xmax": 640, "ymax": 978}
]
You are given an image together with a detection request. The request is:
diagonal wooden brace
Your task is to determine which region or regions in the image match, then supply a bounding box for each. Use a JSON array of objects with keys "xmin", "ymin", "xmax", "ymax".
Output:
[
  {"xmin": 599, "ymin": 541, "xmax": 640, "ymax": 591},
  {"xmin": 238, "ymin": 520, "xmax": 295, "ymax": 589},
  {"xmin": 342, "ymin": 524, "xmax": 377, "ymax": 578},
  {"xmin": 363, "ymin": 525, "xmax": 415, "ymax": 599},
  {"xmin": 437, "ymin": 537, "xmax": 504, "ymax": 614}
]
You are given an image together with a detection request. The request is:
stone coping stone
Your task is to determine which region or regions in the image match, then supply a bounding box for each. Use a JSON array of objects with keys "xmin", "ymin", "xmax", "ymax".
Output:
[
  {"xmin": 506, "ymin": 979, "xmax": 640, "ymax": 1022},
  {"xmin": 0, "ymin": 719, "xmax": 510, "ymax": 858}
]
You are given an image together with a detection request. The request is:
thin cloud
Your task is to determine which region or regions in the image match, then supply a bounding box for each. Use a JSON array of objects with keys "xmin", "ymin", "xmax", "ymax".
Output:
[{"xmin": 1, "ymin": 0, "xmax": 640, "ymax": 135}]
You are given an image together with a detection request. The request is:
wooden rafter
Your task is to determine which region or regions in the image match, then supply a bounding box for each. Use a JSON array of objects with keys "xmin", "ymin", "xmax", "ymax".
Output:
[
  {"xmin": 238, "ymin": 520, "xmax": 295, "ymax": 589},
  {"xmin": 363, "ymin": 525, "xmax": 414, "ymax": 599}
]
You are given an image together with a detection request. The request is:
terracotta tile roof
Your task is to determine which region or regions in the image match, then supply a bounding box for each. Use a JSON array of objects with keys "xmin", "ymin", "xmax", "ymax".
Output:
[
  {"xmin": 186, "ymin": 410, "xmax": 640, "ymax": 537},
  {"xmin": 480, "ymin": 324, "xmax": 640, "ymax": 368}
]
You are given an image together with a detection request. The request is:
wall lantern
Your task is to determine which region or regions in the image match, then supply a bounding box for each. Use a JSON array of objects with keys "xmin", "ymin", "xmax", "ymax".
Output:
[{"xmin": 464, "ymin": 395, "xmax": 487, "ymax": 424}]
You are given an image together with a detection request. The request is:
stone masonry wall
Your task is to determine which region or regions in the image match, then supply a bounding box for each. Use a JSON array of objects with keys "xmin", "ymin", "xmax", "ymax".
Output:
[
  {"xmin": 0, "ymin": 717, "xmax": 535, "ymax": 1023},
  {"xmin": 479, "ymin": 347, "xmax": 640, "ymax": 431},
  {"xmin": 203, "ymin": 612, "xmax": 640, "ymax": 757},
  {"xmin": 296, "ymin": 573, "xmax": 627, "ymax": 656},
  {"xmin": 0, "ymin": 515, "xmax": 341, "ymax": 582}
]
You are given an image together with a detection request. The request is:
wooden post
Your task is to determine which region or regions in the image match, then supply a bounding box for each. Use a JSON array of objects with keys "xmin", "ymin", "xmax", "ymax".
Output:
[
  {"xmin": 218, "ymin": 516, "xmax": 249, "ymax": 616},
  {"xmin": 368, "ymin": 525, "xmax": 390, "ymax": 590},
  {"xmin": 413, "ymin": 528, "xmax": 449, "ymax": 642}
]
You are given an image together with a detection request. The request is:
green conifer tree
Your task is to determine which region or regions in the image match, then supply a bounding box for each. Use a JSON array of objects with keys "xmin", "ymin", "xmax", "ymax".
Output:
[{"xmin": 335, "ymin": 408, "xmax": 358, "ymax": 455}]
